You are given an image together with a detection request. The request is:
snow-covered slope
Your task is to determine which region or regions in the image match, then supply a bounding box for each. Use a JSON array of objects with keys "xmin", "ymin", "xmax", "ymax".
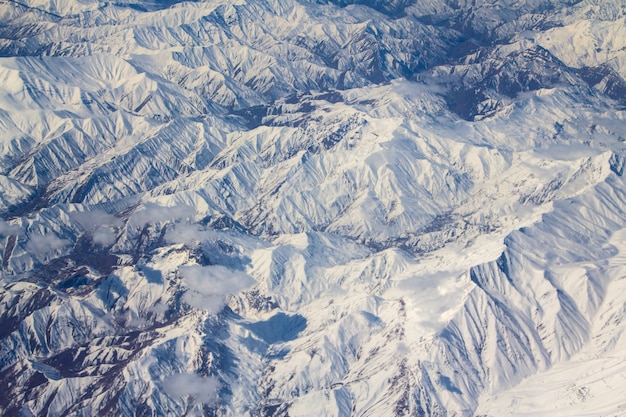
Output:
[{"xmin": 1, "ymin": 0, "xmax": 626, "ymax": 416}]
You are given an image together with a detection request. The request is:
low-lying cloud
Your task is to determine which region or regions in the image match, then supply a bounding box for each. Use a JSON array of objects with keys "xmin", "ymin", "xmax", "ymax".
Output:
[
  {"xmin": 72, "ymin": 209, "xmax": 123, "ymax": 231},
  {"xmin": 129, "ymin": 202, "xmax": 195, "ymax": 228},
  {"xmin": 25, "ymin": 234, "xmax": 71, "ymax": 256},
  {"xmin": 165, "ymin": 223, "xmax": 215, "ymax": 246},
  {"xmin": 91, "ymin": 227, "xmax": 118, "ymax": 246},
  {"xmin": 179, "ymin": 264, "xmax": 255, "ymax": 313},
  {"xmin": 163, "ymin": 373, "xmax": 220, "ymax": 405},
  {"xmin": 0, "ymin": 219, "xmax": 20, "ymax": 236},
  {"xmin": 71, "ymin": 209, "xmax": 124, "ymax": 246}
]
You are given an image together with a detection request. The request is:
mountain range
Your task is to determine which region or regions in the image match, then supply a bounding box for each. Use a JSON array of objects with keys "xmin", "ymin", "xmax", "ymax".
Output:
[{"xmin": 1, "ymin": 0, "xmax": 626, "ymax": 415}]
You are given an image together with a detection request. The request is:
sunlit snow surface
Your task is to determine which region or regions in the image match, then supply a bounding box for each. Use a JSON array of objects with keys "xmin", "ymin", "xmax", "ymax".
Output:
[{"xmin": 1, "ymin": 0, "xmax": 626, "ymax": 416}]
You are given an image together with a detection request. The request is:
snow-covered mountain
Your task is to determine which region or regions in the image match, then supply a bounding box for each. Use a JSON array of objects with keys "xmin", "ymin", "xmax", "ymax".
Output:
[{"xmin": 1, "ymin": 0, "xmax": 626, "ymax": 416}]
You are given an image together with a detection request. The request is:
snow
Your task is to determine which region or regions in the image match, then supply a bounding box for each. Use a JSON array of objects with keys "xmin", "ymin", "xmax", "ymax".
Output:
[
  {"xmin": 2, "ymin": 0, "xmax": 626, "ymax": 415},
  {"xmin": 163, "ymin": 372, "xmax": 221, "ymax": 405},
  {"xmin": 179, "ymin": 264, "xmax": 255, "ymax": 313},
  {"xmin": 476, "ymin": 227, "xmax": 626, "ymax": 417}
]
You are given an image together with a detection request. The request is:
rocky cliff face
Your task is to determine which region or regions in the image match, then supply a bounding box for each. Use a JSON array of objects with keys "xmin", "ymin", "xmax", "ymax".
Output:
[{"xmin": 1, "ymin": 0, "xmax": 626, "ymax": 416}]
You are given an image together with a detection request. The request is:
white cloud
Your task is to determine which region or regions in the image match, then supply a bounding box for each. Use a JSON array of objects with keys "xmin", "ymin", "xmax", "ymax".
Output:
[
  {"xmin": 129, "ymin": 202, "xmax": 195, "ymax": 228},
  {"xmin": 182, "ymin": 291, "xmax": 225, "ymax": 313},
  {"xmin": 92, "ymin": 226, "xmax": 118, "ymax": 246},
  {"xmin": 0, "ymin": 219, "xmax": 20, "ymax": 236},
  {"xmin": 164, "ymin": 373, "xmax": 220, "ymax": 405},
  {"xmin": 25, "ymin": 234, "xmax": 70, "ymax": 256},
  {"xmin": 71, "ymin": 209, "xmax": 123, "ymax": 231},
  {"xmin": 71, "ymin": 209, "xmax": 122, "ymax": 246},
  {"xmin": 179, "ymin": 264, "xmax": 255, "ymax": 313},
  {"xmin": 165, "ymin": 223, "xmax": 211, "ymax": 246},
  {"xmin": 149, "ymin": 302, "xmax": 169, "ymax": 315}
]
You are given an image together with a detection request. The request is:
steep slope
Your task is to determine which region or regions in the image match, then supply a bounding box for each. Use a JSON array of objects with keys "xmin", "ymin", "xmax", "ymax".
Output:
[{"xmin": 1, "ymin": 0, "xmax": 626, "ymax": 416}]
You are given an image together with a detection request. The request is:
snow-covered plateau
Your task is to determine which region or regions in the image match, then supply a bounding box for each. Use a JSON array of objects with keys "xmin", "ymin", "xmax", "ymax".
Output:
[{"xmin": 1, "ymin": 0, "xmax": 626, "ymax": 415}]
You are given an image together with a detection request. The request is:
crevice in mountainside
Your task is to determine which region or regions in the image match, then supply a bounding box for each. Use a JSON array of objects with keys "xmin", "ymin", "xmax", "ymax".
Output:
[
  {"xmin": 579, "ymin": 64, "xmax": 626, "ymax": 105},
  {"xmin": 440, "ymin": 45, "xmax": 580, "ymax": 120},
  {"xmin": 2, "ymin": 234, "xmax": 17, "ymax": 269},
  {"xmin": 327, "ymin": 0, "xmax": 415, "ymax": 18},
  {"xmin": 0, "ymin": 287, "xmax": 55, "ymax": 340},
  {"xmin": 609, "ymin": 152, "xmax": 625, "ymax": 177}
]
